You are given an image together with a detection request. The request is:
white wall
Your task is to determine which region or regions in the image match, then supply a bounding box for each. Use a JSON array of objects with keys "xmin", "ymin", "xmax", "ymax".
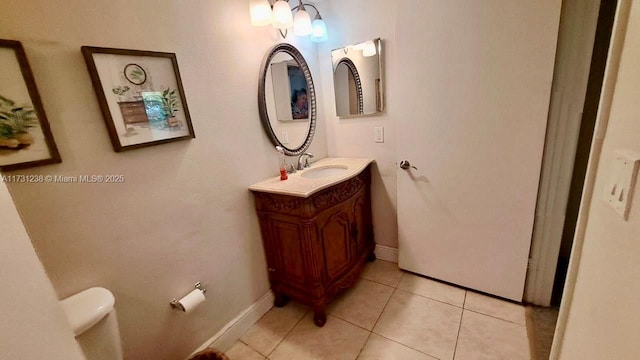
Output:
[
  {"xmin": 319, "ymin": 0, "xmax": 398, "ymax": 248},
  {"xmin": 0, "ymin": 182, "xmax": 85, "ymax": 360},
  {"xmin": 557, "ymin": 1, "xmax": 640, "ymax": 358},
  {"xmin": 0, "ymin": 1, "xmax": 326, "ymax": 359},
  {"xmin": 319, "ymin": 0, "xmax": 559, "ymax": 258}
]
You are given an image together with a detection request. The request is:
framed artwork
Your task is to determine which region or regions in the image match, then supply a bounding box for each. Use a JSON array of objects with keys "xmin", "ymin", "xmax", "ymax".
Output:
[
  {"xmin": 81, "ymin": 46, "xmax": 195, "ymax": 152},
  {"xmin": 0, "ymin": 39, "xmax": 61, "ymax": 171}
]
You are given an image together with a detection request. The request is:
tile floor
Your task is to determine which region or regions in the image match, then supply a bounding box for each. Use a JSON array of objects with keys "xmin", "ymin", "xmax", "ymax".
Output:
[{"xmin": 226, "ymin": 260, "xmax": 533, "ymax": 360}]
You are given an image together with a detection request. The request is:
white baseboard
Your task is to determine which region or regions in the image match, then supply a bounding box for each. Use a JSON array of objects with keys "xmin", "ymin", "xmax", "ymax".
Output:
[
  {"xmin": 375, "ymin": 244, "xmax": 398, "ymax": 263},
  {"xmin": 191, "ymin": 290, "xmax": 274, "ymax": 355}
]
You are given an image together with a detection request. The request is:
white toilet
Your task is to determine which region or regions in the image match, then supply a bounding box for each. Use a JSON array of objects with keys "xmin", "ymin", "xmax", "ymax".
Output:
[{"xmin": 59, "ymin": 287, "xmax": 123, "ymax": 360}]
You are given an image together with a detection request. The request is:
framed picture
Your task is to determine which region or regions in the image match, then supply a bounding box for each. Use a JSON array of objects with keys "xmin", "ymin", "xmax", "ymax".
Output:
[
  {"xmin": 0, "ymin": 39, "xmax": 61, "ymax": 171},
  {"xmin": 81, "ymin": 46, "xmax": 195, "ymax": 152}
]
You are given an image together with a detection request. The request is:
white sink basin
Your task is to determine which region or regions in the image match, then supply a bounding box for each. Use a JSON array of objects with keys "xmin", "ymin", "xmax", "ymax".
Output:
[{"xmin": 301, "ymin": 165, "xmax": 349, "ymax": 178}]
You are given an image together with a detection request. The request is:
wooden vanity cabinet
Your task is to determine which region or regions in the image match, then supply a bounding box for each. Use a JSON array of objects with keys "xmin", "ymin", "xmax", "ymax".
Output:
[{"xmin": 251, "ymin": 166, "xmax": 374, "ymax": 327}]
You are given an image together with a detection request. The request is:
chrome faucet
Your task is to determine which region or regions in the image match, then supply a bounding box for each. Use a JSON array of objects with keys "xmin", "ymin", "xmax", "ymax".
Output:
[{"xmin": 297, "ymin": 153, "xmax": 314, "ymax": 170}]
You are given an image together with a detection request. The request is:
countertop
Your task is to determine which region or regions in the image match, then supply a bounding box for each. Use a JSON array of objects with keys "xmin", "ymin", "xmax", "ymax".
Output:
[{"xmin": 248, "ymin": 157, "xmax": 375, "ymax": 198}]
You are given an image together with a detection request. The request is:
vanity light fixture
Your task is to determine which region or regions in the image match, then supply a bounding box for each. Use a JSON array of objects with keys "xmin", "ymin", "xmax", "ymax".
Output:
[
  {"xmin": 272, "ymin": 0, "xmax": 293, "ymax": 29},
  {"xmin": 293, "ymin": 2, "xmax": 312, "ymax": 36},
  {"xmin": 250, "ymin": 0, "xmax": 273, "ymax": 26},
  {"xmin": 249, "ymin": 0, "xmax": 328, "ymax": 42}
]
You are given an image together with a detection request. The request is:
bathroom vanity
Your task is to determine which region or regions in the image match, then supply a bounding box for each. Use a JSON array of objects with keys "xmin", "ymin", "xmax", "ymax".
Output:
[
  {"xmin": 253, "ymin": 44, "xmax": 376, "ymax": 327},
  {"xmin": 249, "ymin": 158, "xmax": 375, "ymax": 327}
]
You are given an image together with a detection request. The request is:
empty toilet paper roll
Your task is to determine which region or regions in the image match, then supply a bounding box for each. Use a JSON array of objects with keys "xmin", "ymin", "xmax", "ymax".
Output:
[{"xmin": 175, "ymin": 289, "xmax": 205, "ymax": 313}]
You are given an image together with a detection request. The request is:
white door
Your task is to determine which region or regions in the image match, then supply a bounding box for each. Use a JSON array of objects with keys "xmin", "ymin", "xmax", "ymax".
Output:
[{"xmin": 396, "ymin": 0, "xmax": 561, "ymax": 301}]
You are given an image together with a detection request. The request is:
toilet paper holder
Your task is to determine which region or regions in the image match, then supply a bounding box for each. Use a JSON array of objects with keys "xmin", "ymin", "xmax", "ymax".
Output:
[{"xmin": 170, "ymin": 282, "xmax": 207, "ymax": 311}]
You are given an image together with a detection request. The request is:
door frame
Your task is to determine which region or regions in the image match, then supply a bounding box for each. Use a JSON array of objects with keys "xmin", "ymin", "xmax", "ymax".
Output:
[
  {"xmin": 550, "ymin": 0, "xmax": 630, "ymax": 356},
  {"xmin": 525, "ymin": 0, "xmax": 615, "ymax": 306}
]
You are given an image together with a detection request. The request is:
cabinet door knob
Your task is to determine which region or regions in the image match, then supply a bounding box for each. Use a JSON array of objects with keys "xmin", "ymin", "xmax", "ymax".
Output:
[
  {"xmin": 350, "ymin": 224, "xmax": 359, "ymax": 241},
  {"xmin": 268, "ymin": 268, "xmax": 276, "ymax": 272}
]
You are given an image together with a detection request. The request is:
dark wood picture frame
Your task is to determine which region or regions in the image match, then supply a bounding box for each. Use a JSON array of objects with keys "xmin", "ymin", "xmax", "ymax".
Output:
[
  {"xmin": 0, "ymin": 39, "xmax": 61, "ymax": 172},
  {"xmin": 81, "ymin": 46, "xmax": 195, "ymax": 152}
]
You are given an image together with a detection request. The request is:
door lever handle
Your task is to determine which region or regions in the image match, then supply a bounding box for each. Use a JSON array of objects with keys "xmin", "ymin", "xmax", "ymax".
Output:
[{"xmin": 399, "ymin": 160, "xmax": 417, "ymax": 170}]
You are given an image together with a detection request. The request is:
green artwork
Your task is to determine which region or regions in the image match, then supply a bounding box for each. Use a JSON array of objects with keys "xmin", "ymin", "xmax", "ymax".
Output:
[
  {"xmin": 0, "ymin": 94, "xmax": 39, "ymax": 148},
  {"xmin": 141, "ymin": 91, "xmax": 168, "ymax": 129}
]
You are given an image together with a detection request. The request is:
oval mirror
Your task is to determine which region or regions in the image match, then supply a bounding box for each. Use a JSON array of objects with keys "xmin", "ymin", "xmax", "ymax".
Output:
[{"xmin": 258, "ymin": 43, "xmax": 316, "ymax": 156}]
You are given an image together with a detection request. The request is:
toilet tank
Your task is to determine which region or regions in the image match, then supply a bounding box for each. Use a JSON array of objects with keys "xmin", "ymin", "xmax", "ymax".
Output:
[{"xmin": 60, "ymin": 287, "xmax": 123, "ymax": 360}]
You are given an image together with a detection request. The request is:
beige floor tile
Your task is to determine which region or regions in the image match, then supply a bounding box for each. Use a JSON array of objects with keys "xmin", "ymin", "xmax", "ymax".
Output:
[
  {"xmin": 240, "ymin": 301, "xmax": 307, "ymax": 356},
  {"xmin": 455, "ymin": 310, "xmax": 530, "ymax": 360},
  {"xmin": 269, "ymin": 313, "xmax": 370, "ymax": 360},
  {"xmin": 397, "ymin": 272, "xmax": 466, "ymax": 307},
  {"xmin": 360, "ymin": 260, "xmax": 403, "ymax": 287},
  {"xmin": 526, "ymin": 306, "xmax": 559, "ymax": 360},
  {"xmin": 464, "ymin": 291, "xmax": 526, "ymax": 325},
  {"xmin": 225, "ymin": 341, "xmax": 266, "ymax": 360},
  {"xmin": 372, "ymin": 290, "xmax": 462, "ymax": 360},
  {"xmin": 358, "ymin": 333, "xmax": 437, "ymax": 360},
  {"xmin": 327, "ymin": 278, "xmax": 394, "ymax": 330}
]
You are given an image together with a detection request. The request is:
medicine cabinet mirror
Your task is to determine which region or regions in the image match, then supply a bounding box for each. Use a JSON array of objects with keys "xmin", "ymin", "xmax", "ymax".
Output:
[
  {"xmin": 331, "ymin": 38, "xmax": 384, "ymax": 117},
  {"xmin": 258, "ymin": 43, "xmax": 316, "ymax": 156}
]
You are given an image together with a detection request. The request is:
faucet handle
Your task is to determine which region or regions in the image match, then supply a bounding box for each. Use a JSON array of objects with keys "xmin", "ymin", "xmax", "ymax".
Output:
[
  {"xmin": 297, "ymin": 153, "xmax": 314, "ymax": 170},
  {"xmin": 286, "ymin": 163, "xmax": 296, "ymax": 174},
  {"xmin": 304, "ymin": 153, "xmax": 314, "ymax": 168},
  {"xmin": 304, "ymin": 154, "xmax": 313, "ymax": 167}
]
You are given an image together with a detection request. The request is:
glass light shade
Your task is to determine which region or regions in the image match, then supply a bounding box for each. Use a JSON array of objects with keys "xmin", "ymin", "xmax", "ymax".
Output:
[
  {"xmin": 250, "ymin": 0, "xmax": 272, "ymax": 26},
  {"xmin": 293, "ymin": 9, "xmax": 312, "ymax": 36},
  {"xmin": 272, "ymin": 0, "xmax": 293, "ymax": 30},
  {"xmin": 362, "ymin": 40, "xmax": 377, "ymax": 57},
  {"xmin": 310, "ymin": 18, "xmax": 328, "ymax": 42}
]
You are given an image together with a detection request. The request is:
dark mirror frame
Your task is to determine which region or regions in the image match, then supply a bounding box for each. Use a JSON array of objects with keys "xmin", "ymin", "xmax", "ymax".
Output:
[
  {"xmin": 258, "ymin": 43, "xmax": 316, "ymax": 156},
  {"xmin": 334, "ymin": 58, "xmax": 363, "ymax": 115}
]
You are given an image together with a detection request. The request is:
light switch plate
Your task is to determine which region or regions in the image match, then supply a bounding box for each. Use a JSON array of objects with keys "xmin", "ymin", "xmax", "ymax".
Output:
[
  {"xmin": 374, "ymin": 126, "xmax": 384, "ymax": 143},
  {"xmin": 281, "ymin": 131, "xmax": 289, "ymax": 144},
  {"xmin": 604, "ymin": 151, "xmax": 640, "ymax": 220}
]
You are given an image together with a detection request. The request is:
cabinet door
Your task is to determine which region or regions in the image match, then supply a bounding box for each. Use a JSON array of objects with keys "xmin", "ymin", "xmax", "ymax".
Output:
[
  {"xmin": 352, "ymin": 193, "xmax": 368, "ymax": 257},
  {"xmin": 317, "ymin": 208, "xmax": 352, "ymax": 283},
  {"xmin": 266, "ymin": 218, "xmax": 308, "ymax": 287}
]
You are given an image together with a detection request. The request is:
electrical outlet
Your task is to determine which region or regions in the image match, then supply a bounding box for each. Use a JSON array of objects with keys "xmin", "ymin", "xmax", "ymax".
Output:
[
  {"xmin": 374, "ymin": 126, "xmax": 384, "ymax": 143},
  {"xmin": 604, "ymin": 151, "xmax": 640, "ymax": 220}
]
